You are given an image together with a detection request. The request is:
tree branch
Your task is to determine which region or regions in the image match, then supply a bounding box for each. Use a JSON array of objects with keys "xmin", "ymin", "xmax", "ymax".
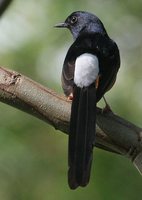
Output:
[
  {"xmin": 0, "ymin": 0, "xmax": 13, "ymax": 16},
  {"xmin": 0, "ymin": 66, "xmax": 142, "ymax": 174}
]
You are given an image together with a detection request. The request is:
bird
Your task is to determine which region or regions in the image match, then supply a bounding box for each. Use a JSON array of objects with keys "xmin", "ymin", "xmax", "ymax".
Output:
[{"xmin": 55, "ymin": 11, "xmax": 120, "ymax": 189}]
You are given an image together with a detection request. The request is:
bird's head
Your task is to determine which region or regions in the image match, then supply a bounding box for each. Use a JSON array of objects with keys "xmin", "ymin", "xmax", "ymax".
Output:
[{"xmin": 55, "ymin": 11, "xmax": 107, "ymax": 40}]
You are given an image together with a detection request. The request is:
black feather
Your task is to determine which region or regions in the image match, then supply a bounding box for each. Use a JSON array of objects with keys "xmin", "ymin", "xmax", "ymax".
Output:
[
  {"xmin": 62, "ymin": 33, "xmax": 120, "ymax": 100},
  {"xmin": 55, "ymin": 11, "xmax": 120, "ymax": 189},
  {"xmin": 68, "ymin": 84, "xmax": 96, "ymax": 189}
]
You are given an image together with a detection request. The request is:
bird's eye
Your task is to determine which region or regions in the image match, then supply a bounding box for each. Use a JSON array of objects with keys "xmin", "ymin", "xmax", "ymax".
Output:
[{"xmin": 70, "ymin": 16, "xmax": 78, "ymax": 24}]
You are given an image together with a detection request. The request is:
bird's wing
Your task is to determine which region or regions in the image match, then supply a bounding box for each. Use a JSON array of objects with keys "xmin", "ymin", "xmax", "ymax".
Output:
[
  {"xmin": 62, "ymin": 57, "xmax": 75, "ymax": 96},
  {"xmin": 94, "ymin": 36, "xmax": 120, "ymax": 101}
]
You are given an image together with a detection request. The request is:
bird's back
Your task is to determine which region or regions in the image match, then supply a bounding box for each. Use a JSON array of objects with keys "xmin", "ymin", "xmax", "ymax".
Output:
[{"xmin": 62, "ymin": 32, "xmax": 120, "ymax": 101}]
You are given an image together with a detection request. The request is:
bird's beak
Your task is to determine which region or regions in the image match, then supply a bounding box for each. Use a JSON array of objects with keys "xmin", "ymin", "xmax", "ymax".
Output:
[{"xmin": 54, "ymin": 22, "xmax": 68, "ymax": 28}]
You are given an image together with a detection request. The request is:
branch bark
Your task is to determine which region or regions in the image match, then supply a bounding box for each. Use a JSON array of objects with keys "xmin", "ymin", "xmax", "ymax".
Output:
[{"xmin": 0, "ymin": 67, "xmax": 142, "ymax": 173}]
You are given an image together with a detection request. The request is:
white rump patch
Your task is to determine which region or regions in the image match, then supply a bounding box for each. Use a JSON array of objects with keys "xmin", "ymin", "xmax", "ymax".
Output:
[{"xmin": 74, "ymin": 53, "xmax": 99, "ymax": 88}]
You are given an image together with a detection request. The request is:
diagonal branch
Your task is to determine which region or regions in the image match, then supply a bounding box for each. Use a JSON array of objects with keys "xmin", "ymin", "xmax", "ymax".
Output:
[
  {"xmin": 0, "ymin": 66, "xmax": 142, "ymax": 174},
  {"xmin": 0, "ymin": 0, "xmax": 13, "ymax": 16}
]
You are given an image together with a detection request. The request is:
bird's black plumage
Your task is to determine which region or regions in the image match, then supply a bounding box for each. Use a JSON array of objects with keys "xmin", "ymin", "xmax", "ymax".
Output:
[{"xmin": 55, "ymin": 11, "xmax": 120, "ymax": 189}]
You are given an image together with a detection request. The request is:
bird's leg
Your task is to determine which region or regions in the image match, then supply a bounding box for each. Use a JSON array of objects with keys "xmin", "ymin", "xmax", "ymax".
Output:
[
  {"xmin": 67, "ymin": 93, "xmax": 73, "ymax": 101},
  {"xmin": 102, "ymin": 96, "xmax": 113, "ymax": 113},
  {"xmin": 95, "ymin": 76, "xmax": 112, "ymax": 113}
]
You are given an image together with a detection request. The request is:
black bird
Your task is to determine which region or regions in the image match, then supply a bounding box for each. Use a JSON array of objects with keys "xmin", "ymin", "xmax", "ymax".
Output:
[{"xmin": 55, "ymin": 11, "xmax": 120, "ymax": 189}]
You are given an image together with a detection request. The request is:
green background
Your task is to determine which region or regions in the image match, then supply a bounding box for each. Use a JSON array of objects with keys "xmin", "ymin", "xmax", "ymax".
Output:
[{"xmin": 0, "ymin": 0, "xmax": 141, "ymax": 199}]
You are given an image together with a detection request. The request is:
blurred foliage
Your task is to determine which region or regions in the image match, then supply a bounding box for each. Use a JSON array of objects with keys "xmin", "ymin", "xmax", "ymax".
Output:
[{"xmin": 0, "ymin": 0, "xmax": 141, "ymax": 199}]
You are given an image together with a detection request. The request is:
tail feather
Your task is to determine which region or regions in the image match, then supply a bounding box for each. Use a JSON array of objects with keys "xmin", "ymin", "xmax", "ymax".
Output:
[{"xmin": 68, "ymin": 84, "xmax": 96, "ymax": 189}]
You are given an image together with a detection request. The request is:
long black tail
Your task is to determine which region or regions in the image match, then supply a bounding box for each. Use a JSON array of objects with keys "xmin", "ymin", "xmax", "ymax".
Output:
[{"xmin": 68, "ymin": 84, "xmax": 96, "ymax": 189}]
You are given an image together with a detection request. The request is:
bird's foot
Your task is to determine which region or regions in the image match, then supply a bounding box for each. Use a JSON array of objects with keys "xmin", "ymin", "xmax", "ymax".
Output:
[
  {"xmin": 102, "ymin": 104, "xmax": 112, "ymax": 114},
  {"xmin": 102, "ymin": 96, "xmax": 113, "ymax": 114},
  {"xmin": 67, "ymin": 93, "xmax": 73, "ymax": 101}
]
